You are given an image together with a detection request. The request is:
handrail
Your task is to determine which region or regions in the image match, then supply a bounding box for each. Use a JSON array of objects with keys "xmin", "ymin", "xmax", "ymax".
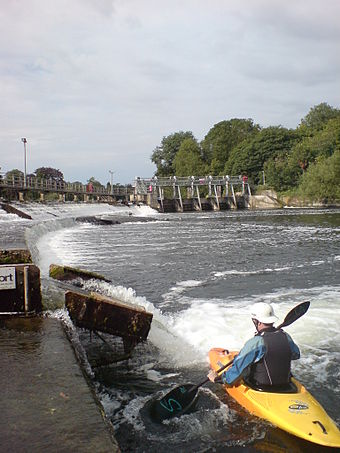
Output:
[
  {"xmin": 135, "ymin": 175, "xmax": 247, "ymax": 187},
  {"xmin": 0, "ymin": 175, "xmax": 132, "ymax": 196}
]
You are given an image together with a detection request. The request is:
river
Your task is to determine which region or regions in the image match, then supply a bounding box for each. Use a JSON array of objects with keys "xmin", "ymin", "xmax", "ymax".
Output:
[{"xmin": 1, "ymin": 203, "xmax": 339, "ymax": 452}]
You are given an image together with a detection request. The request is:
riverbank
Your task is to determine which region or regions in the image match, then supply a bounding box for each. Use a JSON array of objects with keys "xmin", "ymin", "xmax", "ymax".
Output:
[{"xmin": 0, "ymin": 316, "xmax": 120, "ymax": 452}]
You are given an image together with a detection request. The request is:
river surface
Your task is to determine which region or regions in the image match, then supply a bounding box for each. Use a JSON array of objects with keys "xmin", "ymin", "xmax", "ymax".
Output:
[{"xmin": 1, "ymin": 203, "xmax": 340, "ymax": 452}]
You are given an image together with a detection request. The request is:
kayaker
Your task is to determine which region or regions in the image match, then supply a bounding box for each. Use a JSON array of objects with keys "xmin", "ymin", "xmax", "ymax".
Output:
[{"xmin": 207, "ymin": 302, "xmax": 300, "ymax": 388}]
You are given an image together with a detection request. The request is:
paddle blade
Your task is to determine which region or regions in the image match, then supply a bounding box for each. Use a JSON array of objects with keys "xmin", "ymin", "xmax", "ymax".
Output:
[
  {"xmin": 150, "ymin": 384, "xmax": 198, "ymax": 423},
  {"xmin": 278, "ymin": 301, "xmax": 310, "ymax": 329}
]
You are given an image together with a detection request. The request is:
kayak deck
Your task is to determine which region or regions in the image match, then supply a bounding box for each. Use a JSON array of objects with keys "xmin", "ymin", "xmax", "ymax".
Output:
[{"xmin": 209, "ymin": 348, "xmax": 340, "ymax": 448}]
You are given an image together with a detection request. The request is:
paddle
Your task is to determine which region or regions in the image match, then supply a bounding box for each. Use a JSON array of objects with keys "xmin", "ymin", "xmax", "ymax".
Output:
[{"xmin": 150, "ymin": 300, "xmax": 310, "ymax": 423}]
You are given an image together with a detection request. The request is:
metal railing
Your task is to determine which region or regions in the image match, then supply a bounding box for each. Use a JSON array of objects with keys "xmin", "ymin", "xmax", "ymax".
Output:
[
  {"xmin": 135, "ymin": 175, "xmax": 250, "ymax": 195},
  {"xmin": 0, "ymin": 175, "xmax": 132, "ymax": 197},
  {"xmin": 135, "ymin": 175, "xmax": 245, "ymax": 187}
]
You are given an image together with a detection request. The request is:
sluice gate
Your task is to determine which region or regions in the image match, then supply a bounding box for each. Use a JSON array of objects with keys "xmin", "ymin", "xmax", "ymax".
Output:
[{"xmin": 134, "ymin": 175, "xmax": 251, "ymax": 212}]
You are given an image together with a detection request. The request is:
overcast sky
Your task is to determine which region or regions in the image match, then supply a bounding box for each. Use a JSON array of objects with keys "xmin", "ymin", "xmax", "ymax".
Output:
[{"xmin": 0, "ymin": 0, "xmax": 339, "ymax": 184}]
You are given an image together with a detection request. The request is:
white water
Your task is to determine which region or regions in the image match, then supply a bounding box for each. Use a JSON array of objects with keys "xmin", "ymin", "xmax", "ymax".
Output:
[
  {"xmin": 9, "ymin": 204, "xmax": 338, "ymax": 376},
  {"xmin": 2, "ymin": 202, "xmax": 340, "ymax": 450}
]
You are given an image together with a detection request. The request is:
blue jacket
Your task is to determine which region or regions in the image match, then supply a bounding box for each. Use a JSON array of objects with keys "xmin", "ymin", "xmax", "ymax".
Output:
[{"xmin": 221, "ymin": 331, "xmax": 300, "ymax": 385}]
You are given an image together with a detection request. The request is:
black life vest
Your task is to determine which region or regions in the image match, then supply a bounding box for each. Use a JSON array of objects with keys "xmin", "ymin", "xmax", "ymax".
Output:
[{"xmin": 250, "ymin": 328, "xmax": 292, "ymax": 386}]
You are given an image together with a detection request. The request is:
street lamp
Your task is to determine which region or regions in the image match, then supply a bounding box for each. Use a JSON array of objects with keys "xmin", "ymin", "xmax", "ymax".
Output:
[
  {"xmin": 109, "ymin": 170, "xmax": 114, "ymax": 195},
  {"xmin": 21, "ymin": 138, "xmax": 27, "ymax": 188}
]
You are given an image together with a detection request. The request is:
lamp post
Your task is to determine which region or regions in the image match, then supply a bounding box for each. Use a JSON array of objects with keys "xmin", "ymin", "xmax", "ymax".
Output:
[
  {"xmin": 109, "ymin": 170, "xmax": 114, "ymax": 195},
  {"xmin": 21, "ymin": 138, "xmax": 27, "ymax": 188}
]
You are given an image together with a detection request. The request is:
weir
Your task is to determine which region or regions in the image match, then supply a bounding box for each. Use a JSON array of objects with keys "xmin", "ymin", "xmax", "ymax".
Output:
[{"xmin": 134, "ymin": 175, "xmax": 251, "ymax": 212}]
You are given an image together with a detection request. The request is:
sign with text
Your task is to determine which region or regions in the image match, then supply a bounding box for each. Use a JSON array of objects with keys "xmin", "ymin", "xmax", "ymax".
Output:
[{"xmin": 0, "ymin": 266, "xmax": 16, "ymax": 290}]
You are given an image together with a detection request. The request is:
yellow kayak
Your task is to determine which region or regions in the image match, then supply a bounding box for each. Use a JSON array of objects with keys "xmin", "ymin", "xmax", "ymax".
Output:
[{"xmin": 209, "ymin": 348, "xmax": 340, "ymax": 448}]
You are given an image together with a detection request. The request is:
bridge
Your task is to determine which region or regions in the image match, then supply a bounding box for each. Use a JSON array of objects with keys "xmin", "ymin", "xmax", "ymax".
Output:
[
  {"xmin": 134, "ymin": 175, "xmax": 251, "ymax": 212},
  {"xmin": 0, "ymin": 174, "xmax": 133, "ymax": 203},
  {"xmin": 0, "ymin": 173, "xmax": 252, "ymax": 211}
]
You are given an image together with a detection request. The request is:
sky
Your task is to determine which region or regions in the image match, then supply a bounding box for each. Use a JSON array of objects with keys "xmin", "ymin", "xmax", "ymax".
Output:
[{"xmin": 0, "ymin": 0, "xmax": 339, "ymax": 185}]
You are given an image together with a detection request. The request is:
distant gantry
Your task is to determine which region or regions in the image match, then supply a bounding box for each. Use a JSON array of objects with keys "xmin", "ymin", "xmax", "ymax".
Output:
[{"xmin": 134, "ymin": 175, "xmax": 251, "ymax": 212}]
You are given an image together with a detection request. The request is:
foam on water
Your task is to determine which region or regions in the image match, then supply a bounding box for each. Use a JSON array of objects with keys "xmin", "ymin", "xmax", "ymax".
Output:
[
  {"xmin": 24, "ymin": 205, "xmax": 340, "ymax": 372},
  {"xmin": 3, "ymin": 202, "xmax": 340, "ymax": 449},
  {"xmin": 213, "ymin": 267, "xmax": 293, "ymax": 278},
  {"xmin": 78, "ymin": 279, "xmax": 204, "ymax": 368},
  {"xmin": 7, "ymin": 201, "xmax": 158, "ymax": 221},
  {"xmin": 113, "ymin": 390, "xmax": 241, "ymax": 443},
  {"xmin": 0, "ymin": 210, "xmax": 28, "ymax": 223},
  {"xmin": 165, "ymin": 280, "xmax": 206, "ymax": 298},
  {"xmin": 78, "ymin": 276, "xmax": 340, "ymax": 388},
  {"xmin": 22, "ymin": 202, "xmax": 159, "ymax": 275},
  {"xmin": 156, "ymin": 276, "xmax": 340, "ymax": 384},
  {"xmin": 24, "ymin": 202, "xmax": 340, "ymax": 381}
]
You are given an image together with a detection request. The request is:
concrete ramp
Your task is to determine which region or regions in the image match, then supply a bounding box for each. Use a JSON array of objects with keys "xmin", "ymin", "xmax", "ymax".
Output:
[{"xmin": 0, "ymin": 317, "xmax": 119, "ymax": 452}]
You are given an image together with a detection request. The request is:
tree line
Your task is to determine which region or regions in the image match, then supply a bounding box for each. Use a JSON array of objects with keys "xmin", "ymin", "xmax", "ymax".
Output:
[
  {"xmin": 151, "ymin": 103, "xmax": 340, "ymax": 202},
  {"xmin": 3, "ymin": 167, "xmax": 105, "ymax": 188}
]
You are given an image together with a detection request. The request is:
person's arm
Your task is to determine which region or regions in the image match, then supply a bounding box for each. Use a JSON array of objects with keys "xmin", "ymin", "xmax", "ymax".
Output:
[
  {"xmin": 285, "ymin": 332, "xmax": 300, "ymax": 360},
  {"xmin": 220, "ymin": 336, "xmax": 266, "ymax": 385}
]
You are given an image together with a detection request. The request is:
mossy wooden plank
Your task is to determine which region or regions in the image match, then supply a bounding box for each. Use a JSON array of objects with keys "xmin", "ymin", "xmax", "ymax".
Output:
[
  {"xmin": 0, "ymin": 249, "xmax": 32, "ymax": 264},
  {"xmin": 65, "ymin": 291, "xmax": 153, "ymax": 351},
  {"xmin": 49, "ymin": 264, "xmax": 111, "ymax": 282},
  {"xmin": 0, "ymin": 203, "xmax": 32, "ymax": 219}
]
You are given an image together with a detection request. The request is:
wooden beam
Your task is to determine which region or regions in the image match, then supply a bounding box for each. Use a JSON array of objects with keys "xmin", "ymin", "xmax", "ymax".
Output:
[{"xmin": 65, "ymin": 291, "xmax": 153, "ymax": 353}]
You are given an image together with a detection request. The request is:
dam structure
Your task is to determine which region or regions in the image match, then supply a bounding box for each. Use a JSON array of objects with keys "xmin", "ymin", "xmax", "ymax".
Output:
[{"xmin": 134, "ymin": 175, "xmax": 251, "ymax": 212}]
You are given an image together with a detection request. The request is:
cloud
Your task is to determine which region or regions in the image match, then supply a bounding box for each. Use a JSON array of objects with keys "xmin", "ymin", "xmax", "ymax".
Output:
[{"xmin": 0, "ymin": 0, "xmax": 339, "ymax": 183}]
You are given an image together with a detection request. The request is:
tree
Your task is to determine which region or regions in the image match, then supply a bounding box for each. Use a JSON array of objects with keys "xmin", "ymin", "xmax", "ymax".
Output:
[
  {"xmin": 35, "ymin": 167, "xmax": 64, "ymax": 182},
  {"xmin": 300, "ymin": 102, "xmax": 340, "ymax": 131},
  {"xmin": 151, "ymin": 131, "xmax": 195, "ymax": 176},
  {"xmin": 263, "ymin": 116, "xmax": 340, "ymax": 192},
  {"xmin": 289, "ymin": 116, "xmax": 340, "ymax": 172},
  {"xmin": 173, "ymin": 138, "xmax": 207, "ymax": 176},
  {"xmin": 87, "ymin": 177, "xmax": 102, "ymax": 188},
  {"xmin": 225, "ymin": 126, "xmax": 298, "ymax": 184},
  {"xmin": 264, "ymin": 157, "xmax": 301, "ymax": 191},
  {"xmin": 201, "ymin": 118, "xmax": 260, "ymax": 174},
  {"xmin": 5, "ymin": 169, "xmax": 24, "ymax": 181},
  {"xmin": 297, "ymin": 150, "xmax": 340, "ymax": 202}
]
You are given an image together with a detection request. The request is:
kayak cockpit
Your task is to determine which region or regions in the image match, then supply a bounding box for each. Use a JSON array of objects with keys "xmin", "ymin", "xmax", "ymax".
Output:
[{"xmin": 243, "ymin": 378, "xmax": 298, "ymax": 394}]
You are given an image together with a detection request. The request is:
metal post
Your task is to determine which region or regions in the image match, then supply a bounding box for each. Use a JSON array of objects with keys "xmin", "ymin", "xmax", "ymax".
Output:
[
  {"xmin": 231, "ymin": 183, "xmax": 237, "ymax": 209},
  {"xmin": 24, "ymin": 265, "xmax": 29, "ymax": 313},
  {"xmin": 158, "ymin": 186, "xmax": 164, "ymax": 212},
  {"xmin": 196, "ymin": 185, "xmax": 202, "ymax": 210},
  {"xmin": 177, "ymin": 185, "xmax": 183, "ymax": 211},
  {"xmin": 109, "ymin": 170, "xmax": 114, "ymax": 195},
  {"xmin": 214, "ymin": 185, "xmax": 220, "ymax": 210},
  {"xmin": 21, "ymin": 138, "xmax": 27, "ymax": 188}
]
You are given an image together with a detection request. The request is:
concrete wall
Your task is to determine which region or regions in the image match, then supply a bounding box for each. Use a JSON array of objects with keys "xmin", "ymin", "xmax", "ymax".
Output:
[{"xmin": 248, "ymin": 191, "xmax": 282, "ymax": 209}]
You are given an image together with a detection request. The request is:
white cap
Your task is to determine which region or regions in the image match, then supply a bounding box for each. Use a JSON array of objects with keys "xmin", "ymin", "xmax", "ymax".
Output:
[{"xmin": 250, "ymin": 302, "xmax": 278, "ymax": 324}]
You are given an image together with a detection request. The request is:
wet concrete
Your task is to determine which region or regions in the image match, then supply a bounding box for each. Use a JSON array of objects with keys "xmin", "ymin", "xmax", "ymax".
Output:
[{"xmin": 0, "ymin": 317, "xmax": 119, "ymax": 452}]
